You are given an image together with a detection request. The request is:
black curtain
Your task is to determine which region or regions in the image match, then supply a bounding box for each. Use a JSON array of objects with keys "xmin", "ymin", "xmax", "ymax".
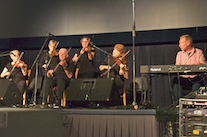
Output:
[{"xmin": 1, "ymin": 42, "xmax": 207, "ymax": 108}]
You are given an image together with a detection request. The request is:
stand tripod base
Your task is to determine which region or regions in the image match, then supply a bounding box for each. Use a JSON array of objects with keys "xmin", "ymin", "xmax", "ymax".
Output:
[{"xmin": 138, "ymin": 101, "xmax": 156, "ymax": 109}]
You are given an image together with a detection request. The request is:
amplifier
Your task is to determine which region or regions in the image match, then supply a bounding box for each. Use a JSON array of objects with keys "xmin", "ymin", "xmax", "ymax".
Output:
[
  {"xmin": 179, "ymin": 98, "xmax": 207, "ymax": 137},
  {"xmin": 183, "ymin": 109, "xmax": 207, "ymax": 123},
  {"xmin": 180, "ymin": 98, "xmax": 207, "ymax": 109},
  {"xmin": 184, "ymin": 123, "xmax": 207, "ymax": 137}
]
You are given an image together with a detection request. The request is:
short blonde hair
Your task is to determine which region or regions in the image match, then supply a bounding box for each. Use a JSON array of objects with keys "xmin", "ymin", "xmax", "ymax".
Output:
[
  {"xmin": 10, "ymin": 50, "xmax": 20, "ymax": 56},
  {"xmin": 180, "ymin": 34, "xmax": 193, "ymax": 46},
  {"xmin": 114, "ymin": 44, "xmax": 125, "ymax": 54},
  {"xmin": 49, "ymin": 39, "xmax": 57, "ymax": 45},
  {"xmin": 59, "ymin": 48, "xmax": 67, "ymax": 54}
]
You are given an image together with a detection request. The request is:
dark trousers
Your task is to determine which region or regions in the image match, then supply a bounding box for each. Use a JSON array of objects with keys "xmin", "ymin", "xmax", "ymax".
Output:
[
  {"xmin": 41, "ymin": 76, "xmax": 70, "ymax": 101},
  {"xmin": 173, "ymin": 76, "xmax": 202, "ymax": 101},
  {"xmin": 13, "ymin": 78, "xmax": 26, "ymax": 94},
  {"xmin": 78, "ymin": 71, "xmax": 94, "ymax": 78}
]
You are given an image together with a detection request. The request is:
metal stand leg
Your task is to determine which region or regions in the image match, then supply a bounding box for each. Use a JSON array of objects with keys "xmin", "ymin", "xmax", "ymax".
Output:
[{"xmin": 139, "ymin": 75, "xmax": 155, "ymax": 109}]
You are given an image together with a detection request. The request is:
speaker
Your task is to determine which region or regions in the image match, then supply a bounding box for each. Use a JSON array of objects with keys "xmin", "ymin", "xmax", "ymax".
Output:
[
  {"xmin": 67, "ymin": 78, "xmax": 114, "ymax": 101},
  {"xmin": 0, "ymin": 79, "xmax": 22, "ymax": 106}
]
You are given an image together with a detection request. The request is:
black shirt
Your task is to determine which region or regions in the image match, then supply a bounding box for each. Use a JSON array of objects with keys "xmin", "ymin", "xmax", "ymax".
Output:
[
  {"xmin": 100, "ymin": 56, "xmax": 125, "ymax": 88},
  {"xmin": 53, "ymin": 58, "xmax": 74, "ymax": 79},
  {"xmin": 39, "ymin": 51, "xmax": 59, "ymax": 75},
  {"xmin": 75, "ymin": 48, "xmax": 95, "ymax": 74},
  {"xmin": 5, "ymin": 63, "xmax": 25, "ymax": 81}
]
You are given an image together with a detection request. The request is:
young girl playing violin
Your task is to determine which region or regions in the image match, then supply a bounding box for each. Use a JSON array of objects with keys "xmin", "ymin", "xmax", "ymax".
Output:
[
  {"xmin": 0, "ymin": 50, "xmax": 27, "ymax": 94},
  {"xmin": 39, "ymin": 40, "xmax": 59, "ymax": 104},
  {"xmin": 72, "ymin": 36, "xmax": 95, "ymax": 78},
  {"xmin": 39, "ymin": 39, "xmax": 59, "ymax": 75},
  {"xmin": 99, "ymin": 44, "xmax": 128, "ymax": 105}
]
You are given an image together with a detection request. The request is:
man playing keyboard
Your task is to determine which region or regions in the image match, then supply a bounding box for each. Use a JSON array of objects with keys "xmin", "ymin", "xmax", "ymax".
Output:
[{"xmin": 173, "ymin": 34, "xmax": 207, "ymax": 101}]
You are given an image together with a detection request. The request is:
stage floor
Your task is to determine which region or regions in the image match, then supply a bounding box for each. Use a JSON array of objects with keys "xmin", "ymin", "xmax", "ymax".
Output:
[{"xmin": 0, "ymin": 107, "xmax": 158, "ymax": 137}]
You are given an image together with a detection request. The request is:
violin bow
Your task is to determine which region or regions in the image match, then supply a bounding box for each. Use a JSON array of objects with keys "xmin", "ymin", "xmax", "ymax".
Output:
[
  {"xmin": 47, "ymin": 41, "xmax": 59, "ymax": 67},
  {"xmin": 6, "ymin": 52, "xmax": 24, "ymax": 79},
  {"xmin": 74, "ymin": 47, "xmax": 86, "ymax": 66},
  {"xmin": 53, "ymin": 47, "xmax": 72, "ymax": 72},
  {"xmin": 100, "ymin": 50, "xmax": 131, "ymax": 77},
  {"xmin": 74, "ymin": 46, "xmax": 92, "ymax": 66}
]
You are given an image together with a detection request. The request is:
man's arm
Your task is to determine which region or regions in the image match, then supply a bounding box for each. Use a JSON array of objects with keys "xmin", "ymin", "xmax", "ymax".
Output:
[
  {"xmin": 199, "ymin": 50, "xmax": 207, "ymax": 64},
  {"xmin": 175, "ymin": 52, "xmax": 181, "ymax": 65}
]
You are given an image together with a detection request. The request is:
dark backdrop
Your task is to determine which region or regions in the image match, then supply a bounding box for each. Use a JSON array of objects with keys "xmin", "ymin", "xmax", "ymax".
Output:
[{"xmin": 0, "ymin": 27, "xmax": 207, "ymax": 108}]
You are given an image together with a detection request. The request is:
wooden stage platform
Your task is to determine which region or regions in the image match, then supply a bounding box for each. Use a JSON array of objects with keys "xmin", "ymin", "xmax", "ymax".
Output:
[{"xmin": 0, "ymin": 107, "xmax": 158, "ymax": 137}]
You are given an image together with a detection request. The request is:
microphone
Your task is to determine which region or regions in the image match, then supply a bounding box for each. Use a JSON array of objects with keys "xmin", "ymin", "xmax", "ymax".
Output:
[
  {"xmin": 89, "ymin": 42, "xmax": 95, "ymax": 48},
  {"xmin": 89, "ymin": 42, "xmax": 94, "ymax": 46},
  {"xmin": 89, "ymin": 42, "xmax": 95, "ymax": 50},
  {"xmin": 49, "ymin": 33, "xmax": 55, "ymax": 36}
]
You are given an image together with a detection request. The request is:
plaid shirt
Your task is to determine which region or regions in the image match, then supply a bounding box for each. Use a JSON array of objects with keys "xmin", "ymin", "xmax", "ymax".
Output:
[{"xmin": 175, "ymin": 48, "xmax": 207, "ymax": 78}]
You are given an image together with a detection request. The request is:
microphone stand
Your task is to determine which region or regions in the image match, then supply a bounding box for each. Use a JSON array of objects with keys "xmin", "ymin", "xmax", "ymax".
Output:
[
  {"xmin": 30, "ymin": 33, "xmax": 51, "ymax": 69},
  {"xmin": 0, "ymin": 53, "xmax": 11, "ymax": 57},
  {"xmin": 131, "ymin": 1, "xmax": 154, "ymax": 109},
  {"xmin": 29, "ymin": 33, "xmax": 51, "ymax": 107},
  {"xmin": 131, "ymin": 0, "xmax": 137, "ymax": 108},
  {"xmin": 34, "ymin": 60, "xmax": 38, "ymax": 106},
  {"xmin": 92, "ymin": 44, "xmax": 114, "ymax": 78},
  {"xmin": 41, "ymin": 50, "xmax": 49, "ymax": 107}
]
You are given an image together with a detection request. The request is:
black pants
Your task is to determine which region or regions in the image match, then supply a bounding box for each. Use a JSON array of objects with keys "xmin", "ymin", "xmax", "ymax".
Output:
[
  {"xmin": 41, "ymin": 76, "xmax": 70, "ymax": 100},
  {"xmin": 78, "ymin": 71, "xmax": 94, "ymax": 78},
  {"xmin": 12, "ymin": 77, "xmax": 26, "ymax": 94},
  {"xmin": 172, "ymin": 76, "xmax": 203, "ymax": 101}
]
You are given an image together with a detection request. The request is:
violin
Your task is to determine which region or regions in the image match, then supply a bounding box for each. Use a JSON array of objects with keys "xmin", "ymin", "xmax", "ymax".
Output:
[
  {"xmin": 49, "ymin": 50, "xmax": 59, "ymax": 57},
  {"xmin": 114, "ymin": 57, "xmax": 129, "ymax": 79},
  {"xmin": 12, "ymin": 61, "xmax": 27, "ymax": 68},
  {"xmin": 74, "ymin": 46, "xmax": 92, "ymax": 66},
  {"xmin": 114, "ymin": 57, "xmax": 129, "ymax": 71},
  {"xmin": 82, "ymin": 46, "xmax": 92, "ymax": 52},
  {"xmin": 100, "ymin": 50, "xmax": 131, "ymax": 79},
  {"xmin": 53, "ymin": 47, "xmax": 71, "ymax": 72}
]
